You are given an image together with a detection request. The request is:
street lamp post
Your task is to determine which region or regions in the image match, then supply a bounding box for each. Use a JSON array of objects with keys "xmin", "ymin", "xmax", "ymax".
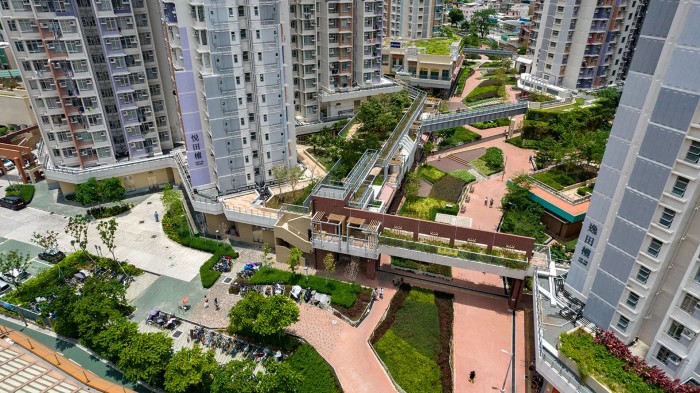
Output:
[{"xmin": 500, "ymin": 349, "xmax": 514, "ymax": 393}]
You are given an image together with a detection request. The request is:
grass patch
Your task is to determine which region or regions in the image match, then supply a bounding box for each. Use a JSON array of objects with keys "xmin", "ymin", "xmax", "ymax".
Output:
[
  {"xmin": 287, "ymin": 344, "xmax": 342, "ymax": 393},
  {"xmin": 417, "ymin": 164, "xmax": 446, "ymax": 184},
  {"xmin": 531, "ymin": 164, "xmax": 597, "ymax": 191},
  {"xmin": 400, "ymin": 197, "xmax": 458, "ymax": 221},
  {"xmin": 372, "ymin": 286, "xmax": 453, "ymax": 393},
  {"xmin": 265, "ymin": 181, "xmax": 317, "ymax": 209},
  {"xmin": 5, "ymin": 184, "xmax": 35, "ymax": 203},
  {"xmin": 249, "ymin": 267, "xmax": 363, "ymax": 309},
  {"xmin": 463, "ymin": 84, "xmax": 500, "ymax": 103},
  {"xmin": 391, "ymin": 257, "xmax": 452, "ymax": 277},
  {"xmin": 436, "ymin": 126, "xmax": 481, "ymax": 149},
  {"xmin": 429, "ymin": 175, "xmax": 467, "ymax": 204},
  {"xmin": 470, "ymin": 147, "xmax": 504, "ymax": 176},
  {"xmin": 448, "ymin": 170, "xmax": 476, "ymax": 183},
  {"xmin": 559, "ymin": 330, "xmax": 663, "ymax": 393},
  {"xmin": 454, "ymin": 67, "xmax": 472, "ymax": 95},
  {"xmin": 471, "ymin": 117, "xmax": 510, "ymax": 129},
  {"xmin": 414, "ymin": 39, "xmax": 454, "ymax": 55},
  {"xmin": 372, "ymin": 174, "xmax": 385, "ymax": 186}
]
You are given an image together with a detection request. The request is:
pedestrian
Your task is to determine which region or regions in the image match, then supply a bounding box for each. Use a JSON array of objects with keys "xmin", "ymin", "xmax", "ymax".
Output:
[
  {"xmin": 484, "ymin": 196, "xmax": 488, "ymax": 206},
  {"xmin": 438, "ymin": 154, "xmax": 442, "ymax": 161},
  {"xmin": 489, "ymin": 198, "xmax": 494, "ymax": 208},
  {"xmin": 214, "ymin": 297, "xmax": 219, "ymax": 310},
  {"xmin": 154, "ymin": 211, "xmax": 159, "ymax": 222},
  {"xmin": 379, "ymin": 287, "xmax": 384, "ymax": 299},
  {"xmin": 469, "ymin": 370, "xmax": 476, "ymax": 383},
  {"xmin": 372, "ymin": 288, "xmax": 377, "ymax": 301},
  {"xmin": 204, "ymin": 295, "xmax": 209, "ymax": 308}
]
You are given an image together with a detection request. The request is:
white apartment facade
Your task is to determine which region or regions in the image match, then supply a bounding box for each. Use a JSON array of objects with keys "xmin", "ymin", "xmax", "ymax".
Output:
[
  {"xmin": 0, "ymin": 0, "xmax": 178, "ymax": 168},
  {"xmin": 384, "ymin": 0, "xmax": 444, "ymax": 39},
  {"xmin": 527, "ymin": 0, "xmax": 646, "ymax": 89}
]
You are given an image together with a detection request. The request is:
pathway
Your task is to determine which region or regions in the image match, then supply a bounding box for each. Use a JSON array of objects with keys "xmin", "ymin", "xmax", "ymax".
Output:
[
  {"xmin": 296, "ymin": 144, "xmax": 328, "ymax": 180},
  {"xmin": 344, "ymin": 122, "xmax": 362, "ymax": 140}
]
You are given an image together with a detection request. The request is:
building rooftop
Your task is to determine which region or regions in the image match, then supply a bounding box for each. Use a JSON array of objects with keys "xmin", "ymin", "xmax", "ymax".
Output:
[
  {"xmin": 414, "ymin": 39, "xmax": 455, "ymax": 55},
  {"xmin": 528, "ymin": 184, "xmax": 589, "ymax": 223}
]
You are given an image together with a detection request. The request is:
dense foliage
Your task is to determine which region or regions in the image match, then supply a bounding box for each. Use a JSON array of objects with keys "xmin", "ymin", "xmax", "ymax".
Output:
[
  {"xmin": 436, "ymin": 126, "xmax": 481, "ymax": 149},
  {"xmin": 417, "ymin": 164, "xmax": 447, "ymax": 184},
  {"xmin": 391, "ymin": 256, "xmax": 452, "ymax": 277},
  {"xmin": 448, "ymin": 170, "xmax": 477, "ymax": 183},
  {"xmin": 429, "ymin": 175, "xmax": 468, "ymax": 204},
  {"xmin": 5, "ymin": 184, "xmax": 35, "ymax": 203},
  {"xmin": 285, "ymin": 344, "xmax": 343, "ymax": 393},
  {"xmin": 73, "ymin": 177, "xmax": 125, "ymax": 205},
  {"xmin": 87, "ymin": 203, "xmax": 133, "ymax": 219},
  {"xmin": 532, "ymin": 164, "xmax": 597, "ymax": 191},
  {"xmin": 471, "ymin": 117, "xmax": 510, "ymax": 130},
  {"xmin": 499, "ymin": 175, "xmax": 547, "ymax": 242},
  {"xmin": 399, "ymin": 197, "xmax": 459, "ymax": 221}
]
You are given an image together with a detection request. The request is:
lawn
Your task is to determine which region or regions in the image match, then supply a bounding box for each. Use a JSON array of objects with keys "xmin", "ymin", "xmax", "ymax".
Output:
[
  {"xmin": 399, "ymin": 197, "xmax": 458, "ymax": 221},
  {"xmin": 249, "ymin": 267, "xmax": 365, "ymax": 310},
  {"xmin": 437, "ymin": 126, "xmax": 481, "ymax": 149},
  {"xmin": 531, "ymin": 164, "xmax": 597, "ymax": 190},
  {"xmin": 429, "ymin": 175, "xmax": 468, "ymax": 204},
  {"xmin": 470, "ymin": 147, "xmax": 504, "ymax": 176},
  {"xmin": 391, "ymin": 257, "xmax": 452, "ymax": 278},
  {"xmin": 449, "ymin": 170, "xmax": 476, "ymax": 183},
  {"xmin": 454, "ymin": 67, "xmax": 472, "ymax": 95},
  {"xmin": 417, "ymin": 164, "xmax": 446, "ymax": 184},
  {"xmin": 372, "ymin": 286, "xmax": 454, "ymax": 393},
  {"xmin": 287, "ymin": 344, "xmax": 343, "ymax": 393},
  {"xmin": 5, "ymin": 184, "xmax": 35, "ymax": 203},
  {"xmin": 559, "ymin": 330, "xmax": 664, "ymax": 393},
  {"xmin": 414, "ymin": 39, "xmax": 454, "ymax": 55}
]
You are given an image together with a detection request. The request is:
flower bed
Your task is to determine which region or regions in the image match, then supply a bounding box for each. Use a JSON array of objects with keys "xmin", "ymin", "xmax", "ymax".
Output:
[{"xmin": 372, "ymin": 285, "xmax": 454, "ymax": 393}]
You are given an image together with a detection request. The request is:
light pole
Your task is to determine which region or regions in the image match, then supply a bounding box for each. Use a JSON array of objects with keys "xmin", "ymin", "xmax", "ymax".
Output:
[
  {"xmin": 304, "ymin": 266, "xmax": 309, "ymax": 283},
  {"xmin": 500, "ymin": 349, "xmax": 514, "ymax": 393}
]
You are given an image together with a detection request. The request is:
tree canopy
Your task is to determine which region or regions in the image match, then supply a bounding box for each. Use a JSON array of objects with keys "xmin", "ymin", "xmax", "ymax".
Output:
[
  {"xmin": 470, "ymin": 9, "xmax": 497, "ymax": 38},
  {"xmin": 74, "ymin": 177, "xmax": 125, "ymax": 205},
  {"xmin": 211, "ymin": 359, "xmax": 302, "ymax": 393},
  {"xmin": 0, "ymin": 250, "xmax": 30, "ymax": 289},
  {"xmin": 164, "ymin": 345, "xmax": 217, "ymax": 393},
  {"xmin": 228, "ymin": 292, "xmax": 300, "ymax": 339},
  {"xmin": 500, "ymin": 175, "xmax": 546, "ymax": 242},
  {"xmin": 118, "ymin": 332, "xmax": 173, "ymax": 386},
  {"xmin": 448, "ymin": 8, "xmax": 465, "ymax": 25}
]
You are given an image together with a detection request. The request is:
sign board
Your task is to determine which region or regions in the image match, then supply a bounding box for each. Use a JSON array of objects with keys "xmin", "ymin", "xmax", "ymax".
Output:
[{"xmin": 390, "ymin": 41, "xmax": 401, "ymax": 48}]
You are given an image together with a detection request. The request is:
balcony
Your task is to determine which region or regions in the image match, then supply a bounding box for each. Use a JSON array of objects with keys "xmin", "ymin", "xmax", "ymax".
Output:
[{"xmin": 311, "ymin": 233, "xmax": 379, "ymax": 259}]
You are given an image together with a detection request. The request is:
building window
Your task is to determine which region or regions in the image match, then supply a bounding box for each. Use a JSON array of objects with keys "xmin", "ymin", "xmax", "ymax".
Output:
[
  {"xmin": 236, "ymin": 76, "xmax": 240, "ymax": 85},
  {"xmin": 234, "ymin": 54, "xmax": 238, "ymax": 63},
  {"xmin": 246, "ymin": 173, "xmax": 251, "ymax": 180},
  {"xmin": 647, "ymin": 238, "xmax": 663, "ymax": 258},
  {"xmin": 231, "ymin": 32, "xmax": 236, "ymax": 41},
  {"xmin": 240, "ymin": 29, "xmax": 247, "ymax": 39},
  {"xmin": 242, "ymin": 51, "xmax": 249, "ymax": 61},
  {"xmin": 635, "ymin": 266, "xmax": 651, "ymax": 284},
  {"xmin": 243, "ymin": 137, "xmax": 247, "ymax": 144},
  {"xmin": 248, "ymin": 113, "xmax": 255, "ymax": 122},
  {"xmin": 261, "ymin": 94, "xmax": 266, "ymax": 103},
  {"xmin": 667, "ymin": 320, "xmax": 685, "ymax": 341},
  {"xmin": 656, "ymin": 346, "xmax": 681, "ymax": 366},
  {"xmin": 259, "ymin": 74, "xmax": 264, "ymax": 82},
  {"xmin": 238, "ymin": 6, "xmax": 245, "ymax": 17},
  {"xmin": 626, "ymin": 292, "xmax": 640, "ymax": 309},
  {"xmin": 263, "ymin": 114, "xmax": 268, "ymax": 122},
  {"xmin": 680, "ymin": 293, "xmax": 699, "ymax": 314},
  {"xmin": 685, "ymin": 140, "xmax": 700, "ymax": 164},
  {"xmin": 659, "ymin": 208, "xmax": 676, "ymax": 228},
  {"xmin": 616, "ymin": 316, "xmax": 629, "ymax": 332},
  {"xmin": 672, "ymin": 177, "xmax": 690, "ymax": 197},
  {"xmin": 694, "ymin": 267, "xmax": 700, "ymax": 284},
  {"xmin": 266, "ymin": 152, "xmax": 270, "ymax": 159}
]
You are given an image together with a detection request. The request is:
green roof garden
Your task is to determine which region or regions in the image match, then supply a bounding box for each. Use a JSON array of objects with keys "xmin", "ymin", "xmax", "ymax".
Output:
[{"xmin": 414, "ymin": 39, "xmax": 454, "ymax": 55}]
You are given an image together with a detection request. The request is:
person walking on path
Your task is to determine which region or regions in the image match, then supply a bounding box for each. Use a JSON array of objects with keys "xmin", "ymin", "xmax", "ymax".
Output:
[
  {"xmin": 489, "ymin": 198, "xmax": 494, "ymax": 208},
  {"xmin": 154, "ymin": 211, "xmax": 159, "ymax": 222},
  {"xmin": 484, "ymin": 197, "xmax": 488, "ymax": 206},
  {"xmin": 379, "ymin": 287, "xmax": 384, "ymax": 299},
  {"xmin": 214, "ymin": 298, "xmax": 219, "ymax": 311},
  {"xmin": 469, "ymin": 370, "xmax": 476, "ymax": 383},
  {"xmin": 204, "ymin": 295, "xmax": 209, "ymax": 308},
  {"xmin": 372, "ymin": 288, "xmax": 377, "ymax": 301}
]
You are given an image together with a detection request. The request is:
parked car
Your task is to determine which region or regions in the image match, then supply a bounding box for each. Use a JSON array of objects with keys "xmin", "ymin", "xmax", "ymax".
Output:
[
  {"xmin": 2, "ymin": 159, "xmax": 15, "ymax": 171},
  {"xmin": 1, "ymin": 268, "xmax": 29, "ymax": 283},
  {"xmin": 0, "ymin": 196, "xmax": 26, "ymax": 210},
  {"xmin": 0, "ymin": 279, "xmax": 10, "ymax": 293},
  {"xmin": 38, "ymin": 248, "xmax": 65, "ymax": 264}
]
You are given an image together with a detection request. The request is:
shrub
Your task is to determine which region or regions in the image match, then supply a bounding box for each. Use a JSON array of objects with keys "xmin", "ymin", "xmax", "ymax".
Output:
[
  {"xmin": 463, "ymin": 84, "xmax": 500, "ymax": 103},
  {"xmin": 417, "ymin": 164, "xmax": 447, "ymax": 184},
  {"xmin": 87, "ymin": 203, "xmax": 133, "ymax": 219},
  {"xmin": 505, "ymin": 136, "xmax": 522, "ymax": 147},
  {"xmin": 532, "ymin": 165, "xmax": 597, "ymax": 191},
  {"xmin": 437, "ymin": 127, "xmax": 481, "ymax": 149},
  {"xmin": 471, "ymin": 117, "xmax": 510, "ymax": 129},
  {"xmin": 400, "ymin": 197, "xmax": 457, "ymax": 221},
  {"xmin": 5, "ymin": 184, "xmax": 35, "ymax": 203},
  {"xmin": 286, "ymin": 344, "xmax": 342, "ymax": 393},
  {"xmin": 470, "ymin": 147, "xmax": 504, "ymax": 176},
  {"xmin": 391, "ymin": 257, "xmax": 452, "ymax": 277},
  {"xmin": 454, "ymin": 67, "xmax": 472, "ymax": 95},
  {"xmin": 249, "ymin": 267, "xmax": 363, "ymax": 308},
  {"xmin": 429, "ymin": 175, "xmax": 467, "ymax": 204},
  {"xmin": 448, "ymin": 170, "xmax": 476, "ymax": 183}
]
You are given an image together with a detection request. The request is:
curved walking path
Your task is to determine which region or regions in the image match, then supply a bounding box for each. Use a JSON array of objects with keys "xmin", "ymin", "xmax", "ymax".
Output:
[{"xmin": 287, "ymin": 286, "xmax": 398, "ymax": 393}]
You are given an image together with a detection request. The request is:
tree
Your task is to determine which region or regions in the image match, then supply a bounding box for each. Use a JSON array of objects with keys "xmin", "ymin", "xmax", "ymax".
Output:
[
  {"xmin": 0, "ymin": 250, "xmax": 30, "ymax": 289},
  {"xmin": 448, "ymin": 8, "xmax": 465, "ymax": 25},
  {"xmin": 403, "ymin": 172, "xmax": 421, "ymax": 201},
  {"xmin": 118, "ymin": 332, "xmax": 173, "ymax": 387},
  {"xmin": 261, "ymin": 242, "xmax": 273, "ymax": 269},
  {"xmin": 70, "ymin": 292, "xmax": 123, "ymax": 347},
  {"xmin": 211, "ymin": 360, "xmax": 257, "ymax": 393},
  {"xmin": 287, "ymin": 247, "xmax": 302, "ymax": 275},
  {"xmin": 423, "ymin": 141, "xmax": 435, "ymax": 154},
  {"xmin": 460, "ymin": 20, "xmax": 470, "ymax": 31},
  {"xmin": 228, "ymin": 291, "xmax": 266, "ymax": 334},
  {"xmin": 30, "ymin": 230, "xmax": 59, "ymax": 250},
  {"xmin": 91, "ymin": 316, "xmax": 138, "ymax": 363},
  {"xmin": 344, "ymin": 259, "xmax": 360, "ymax": 283},
  {"xmin": 470, "ymin": 9, "xmax": 497, "ymax": 38},
  {"xmin": 164, "ymin": 345, "xmax": 217, "ymax": 393},
  {"xmin": 308, "ymin": 133, "xmax": 323, "ymax": 154},
  {"xmin": 228, "ymin": 292, "xmax": 299, "ymax": 340},
  {"xmin": 322, "ymin": 252, "xmax": 336, "ymax": 282},
  {"xmin": 271, "ymin": 165, "xmax": 289, "ymax": 195},
  {"xmin": 98, "ymin": 177, "xmax": 126, "ymax": 204},
  {"xmin": 256, "ymin": 359, "xmax": 303, "ymax": 393},
  {"xmin": 65, "ymin": 215, "xmax": 89, "ymax": 252},
  {"xmin": 97, "ymin": 218, "xmax": 118, "ymax": 262},
  {"xmin": 288, "ymin": 166, "xmax": 305, "ymax": 193}
]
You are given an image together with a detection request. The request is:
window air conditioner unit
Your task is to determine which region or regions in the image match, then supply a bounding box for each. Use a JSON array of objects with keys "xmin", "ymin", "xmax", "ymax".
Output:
[{"xmin": 69, "ymin": 21, "xmax": 76, "ymax": 27}]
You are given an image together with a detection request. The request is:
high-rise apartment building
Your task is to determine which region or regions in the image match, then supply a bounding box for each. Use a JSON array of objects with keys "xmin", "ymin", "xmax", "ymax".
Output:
[
  {"xmin": 384, "ymin": 0, "xmax": 444, "ymax": 39},
  {"xmin": 0, "ymin": 0, "xmax": 178, "ymax": 168},
  {"xmin": 564, "ymin": 0, "xmax": 700, "ymax": 381},
  {"xmin": 161, "ymin": 0, "xmax": 296, "ymax": 195},
  {"xmin": 527, "ymin": 0, "xmax": 646, "ymax": 89},
  {"xmin": 289, "ymin": 0, "xmax": 399, "ymax": 124}
]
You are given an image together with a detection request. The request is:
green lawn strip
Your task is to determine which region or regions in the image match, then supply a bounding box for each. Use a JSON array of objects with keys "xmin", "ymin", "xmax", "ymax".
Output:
[
  {"xmin": 559, "ymin": 330, "xmax": 663, "ymax": 393},
  {"xmin": 5, "ymin": 184, "xmax": 35, "ymax": 203},
  {"xmin": 414, "ymin": 39, "xmax": 453, "ymax": 55},
  {"xmin": 249, "ymin": 267, "xmax": 362, "ymax": 308},
  {"xmin": 399, "ymin": 197, "xmax": 457, "ymax": 221},
  {"xmin": 417, "ymin": 165, "xmax": 446, "ymax": 184},
  {"xmin": 470, "ymin": 158, "xmax": 498, "ymax": 176},
  {"xmin": 286, "ymin": 344, "xmax": 343, "ymax": 393},
  {"xmin": 391, "ymin": 288, "xmax": 441, "ymax": 359},
  {"xmin": 448, "ymin": 170, "xmax": 476, "ymax": 183},
  {"xmin": 391, "ymin": 257, "xmax": 452, "ymax": 277},
  {"xmin": 375, "ymin": 330, "xmax": 442, "ymax": 393},
  {"xmin": 429, "ymin": 175, "xmax": 467, "ymax": 204},
  {"xmin": 455, "ymin": 68, "xmax": 472, "ymax": 95}
]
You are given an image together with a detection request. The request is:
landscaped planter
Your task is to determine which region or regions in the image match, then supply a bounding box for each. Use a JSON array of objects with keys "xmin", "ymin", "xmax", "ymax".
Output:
[
  {"xmin": 557, "ymin": 346, "xmax": 613, "ymax": 393},
  {"xmin": 390, "ymin": 264, "xmax": 453, "ymax": 281}
]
